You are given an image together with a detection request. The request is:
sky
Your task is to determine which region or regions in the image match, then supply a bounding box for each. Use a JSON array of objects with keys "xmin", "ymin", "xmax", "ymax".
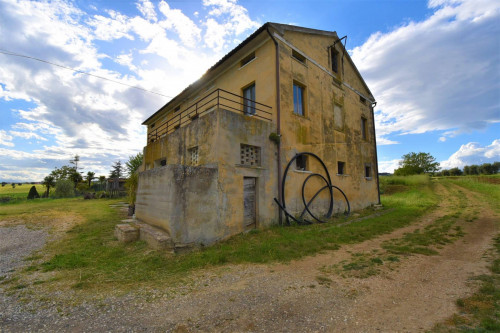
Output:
[{"xmin": 0, "ymin": 0, "xmax": 499, "ymax": 182}]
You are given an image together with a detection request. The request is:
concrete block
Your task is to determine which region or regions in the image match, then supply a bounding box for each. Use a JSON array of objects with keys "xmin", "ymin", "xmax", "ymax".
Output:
[
  {"xmin": 138, "ymin": 223, "xmax": 174, "ymax": 250},
  {"xmin": 115, "ymin": 224, "xmax": 139, "ymax": 243}
]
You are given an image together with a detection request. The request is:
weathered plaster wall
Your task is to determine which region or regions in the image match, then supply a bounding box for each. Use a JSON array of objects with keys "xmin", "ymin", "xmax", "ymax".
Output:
[
  {"xmin": 138, "ymin": 108, "xmax": 277, "ymax": 245},
  {"xmin": 136, "ymin": 164, "xmax": 222, "ymax": 245},
  {"xmin": 216, "ymin": 108, "xmax": 277, "ymax": 231},
  {"xmin": 278, "ymin": 30, "xmax": 379, "ymax": 214}
]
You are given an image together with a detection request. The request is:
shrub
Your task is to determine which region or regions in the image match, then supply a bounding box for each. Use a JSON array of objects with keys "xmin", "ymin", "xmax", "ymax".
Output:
[
  {"xmin": 53, "ymin": 179, "xmax": 75, "ymax": 198},
  {"xmin": 27, "ymin": 185, "xmax": 40, "ymax": 200}
]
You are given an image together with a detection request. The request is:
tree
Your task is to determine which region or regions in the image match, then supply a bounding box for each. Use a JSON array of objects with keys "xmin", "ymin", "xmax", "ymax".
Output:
[
  {"xmin": 125, "ymin": 153, "xmax": 143, "ymax": 176},
  {"xmin": 85, "ymin": 171, "xmax": 95, "ymax": 187},
  {"xmin": 69, "ymin": 170, "xmax": 83, "ymax": 188},
  {"xmin": 110, "ymin": 161, "xmax": 123, "ymax": 178},
  {"xmin": 449, "ymin": 167, "xmax": 462, "ymax": 176},
  {"xmin": 493, "ymin": 162, "xmax": 500, "ymax": 174},
  {"xmin": 50, "ymin": 165, "xmax": 76, "ymax": 180},
  {"xmin": 42, "ymin": 175, "xmax": 56, "ymax": 196},
  {"xmin": 479, "ymin": 163, "xmax": 494, "ymax": 175},
  {"xmin": 463, "ymin": 165, "xmax": 470, "ymax": 175},
  {"xmin": 469, "ymin": 165, "xmax": 479, "ymax": 175},
  {"xmin": 27, "ymin": 186, "xmax": 40, "ymax": 200},
  {"xmin": 70, "ymin": 154, "xmax": 81, "ymax": 172},
  {"xmin": 394, "ymin": 152, "xmax": 440, "ymax": 176}
]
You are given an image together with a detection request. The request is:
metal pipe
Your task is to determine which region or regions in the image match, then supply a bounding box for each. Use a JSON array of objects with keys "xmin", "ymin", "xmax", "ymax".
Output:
[{"xmin": 266, "ymin": 26, "xmax": 283, "ymax": 225}]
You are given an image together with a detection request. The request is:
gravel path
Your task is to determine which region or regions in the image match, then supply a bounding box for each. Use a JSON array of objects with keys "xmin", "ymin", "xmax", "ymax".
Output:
[{"xmin": 0, "ymin": 225, "xmax": 48, "ymax": 279}]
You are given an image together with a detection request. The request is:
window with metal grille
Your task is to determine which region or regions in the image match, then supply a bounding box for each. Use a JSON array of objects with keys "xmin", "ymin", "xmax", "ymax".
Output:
[
  {"xmin": 189, "ymin": 146, "xmax": 199, "ymax": 165},
  {"xmin": 240, "ymin": 144, "xmax": 261, "ymax": 166}
]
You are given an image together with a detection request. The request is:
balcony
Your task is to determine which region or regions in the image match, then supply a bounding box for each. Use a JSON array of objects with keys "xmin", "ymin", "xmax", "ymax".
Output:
[{"xmin": 147, "ymin": 89, "xmax": 272, "ymax": 144}]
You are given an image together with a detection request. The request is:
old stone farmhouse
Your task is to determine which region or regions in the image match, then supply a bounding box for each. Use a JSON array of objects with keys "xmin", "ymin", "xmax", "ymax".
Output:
[{"xmin": 136, "ymin": 22, "xmax": 379, "ymax": 248}]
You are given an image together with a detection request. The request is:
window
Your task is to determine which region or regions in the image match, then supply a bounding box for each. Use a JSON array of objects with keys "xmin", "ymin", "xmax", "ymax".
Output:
[
  {"xmin": 243, "ymin": 84, "xmax": 256, "ymax": 115},
  {"xmin": 293, "ymin": 83, "xmax": 305, "ymax": 116},
  {"xmin": 331, "ymin": 49, "xmax": 339, "ymax": 73},
  {"xmin": 240, "ymin": 144, "xmax": 261, "ymax": 166},
  {"xmin": 240, "ymin": 52, "xmax": 255, "ymax": 67},
  {"xmin": 359, "ymin": 96, "xmax": 366, "ymax": 105},
  {"xmin": 189, "ymin": 146, "xmax": 199, "ymax": 165},
  {"xmin": 361, "ymin": 117, "xmax": 368, "ymax": 140},
  {"xmin": 365, "ymin": 165, "xmax": 372, "ymax": 178},
  {"xmin": 337, "ymin": 161, "xmax": 345, "ymax": 175},
  {"xmin": 150, "ymin": 122, "xmax": 155, "ymax": 129},
  {"xmin": 160, "ymin": 159, "xmax": 166, "ymax": 166},
  {"xmin": 174, "ymin": 105, "xmax": 181, "ymax": 112},
  {"xmin": 292, "ymin": 49, "xmax": 306, "ymax": 64},
  {"xmin": 296, "ymin": 155, "xmax": 308, "ymax": 171}
]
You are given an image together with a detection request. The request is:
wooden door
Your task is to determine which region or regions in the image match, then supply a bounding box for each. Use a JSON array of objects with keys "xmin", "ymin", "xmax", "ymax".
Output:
[{"xmin": 243, "ymin": 177, "xmax": 256, "ymax": 228}]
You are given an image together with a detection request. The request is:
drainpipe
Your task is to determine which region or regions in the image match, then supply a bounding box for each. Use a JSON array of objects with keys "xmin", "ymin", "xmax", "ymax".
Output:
[
  {"xmin": 371, "ymin": 101, "xmax": 381, "ymax": 204},
  {"xmin": 266, "ymin": 26, "xmax": 283, "ymax": 225}
]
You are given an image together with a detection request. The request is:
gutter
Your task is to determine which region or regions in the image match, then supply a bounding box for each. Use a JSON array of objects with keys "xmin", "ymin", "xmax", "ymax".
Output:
[
  {"xmin": 371, "ymin": 101, "xmax": 381, "ymax": 204},
  {"xmin": 266, "ymin": 26, "xmax": 283, "ymax": 225}
]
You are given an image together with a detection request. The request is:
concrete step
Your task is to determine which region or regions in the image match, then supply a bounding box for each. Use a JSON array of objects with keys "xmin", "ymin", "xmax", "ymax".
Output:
[{"xmin": 137, "ymin": 223, "xmax": 174, "ymax": 251}]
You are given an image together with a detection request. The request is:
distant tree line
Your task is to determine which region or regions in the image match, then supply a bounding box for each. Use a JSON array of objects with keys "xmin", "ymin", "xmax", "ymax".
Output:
[{"xmin": 437, "ymin": 162, "xmax": 500, "ymax": 177}]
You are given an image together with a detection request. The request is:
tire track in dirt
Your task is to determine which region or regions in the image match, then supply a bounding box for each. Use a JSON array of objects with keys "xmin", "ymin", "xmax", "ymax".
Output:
[{"xmin": 146, "ymin": 181, "xmax": 497, "ymax": 332}]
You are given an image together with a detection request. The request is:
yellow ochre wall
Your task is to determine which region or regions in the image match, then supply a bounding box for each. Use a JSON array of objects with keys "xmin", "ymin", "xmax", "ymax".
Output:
[{"xmin": 138, "ymin": 25, "xmax": 379, "ymax": 246}]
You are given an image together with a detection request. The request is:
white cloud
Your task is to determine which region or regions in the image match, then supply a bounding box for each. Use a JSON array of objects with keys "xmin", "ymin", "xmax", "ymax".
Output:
[
  {"xmin": 136, "ymin": 0, "xmax": 157, "ymax": 22},
  {"xmin": 0, "ymin": 130, "xmax": 14, "ymax": 147},
  {"xmin": 158, "ymin": 1, "xmax": 201, "ymax": 47},
  {"xmin": 440, "ymin": 139, "xmax": 500, "ymax": 169},
  {"xmin": 351, "ymin": 0, "xmax": 500, "ymax": 143},
  {"xmin": 0, "ymin": 0, "xmax": 261, "ymax": 182},
  {"xmin": 202, "ymin": 0, "xmax": 260, "ymax": 50},
  {"xmin": 378, "ymin": 159, "xmax": 401, "ymax": 173},
  {"xmin": 9, "ymin": 131, "xmax": 47, "ymax": 141}
]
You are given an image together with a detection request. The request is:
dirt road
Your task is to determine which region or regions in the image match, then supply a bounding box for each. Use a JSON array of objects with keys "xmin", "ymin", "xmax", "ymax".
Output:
[{"xmin": 0, "ymin": 183, "xmax": 498, "ymax": 332}]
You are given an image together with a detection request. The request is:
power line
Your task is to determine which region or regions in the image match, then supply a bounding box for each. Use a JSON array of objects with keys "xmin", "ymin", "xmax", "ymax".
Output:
[{"xmin": 0, "ymin": 49, "xmax": 173, "ymax": 99}]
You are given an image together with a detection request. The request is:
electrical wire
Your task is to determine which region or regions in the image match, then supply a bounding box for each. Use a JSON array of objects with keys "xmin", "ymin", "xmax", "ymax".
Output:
[{"xmin": 0, "ymin": 49, "xmax": 173, "ymax": 99}]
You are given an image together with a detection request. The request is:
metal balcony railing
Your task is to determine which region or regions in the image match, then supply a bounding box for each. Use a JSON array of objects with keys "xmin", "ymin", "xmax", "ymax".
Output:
[{"xmin": 147, "ymin": 88, "xmax": 272, "ymax": 143}]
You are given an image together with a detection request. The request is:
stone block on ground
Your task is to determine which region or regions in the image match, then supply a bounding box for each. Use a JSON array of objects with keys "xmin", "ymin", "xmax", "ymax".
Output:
[
  {"xmin": 137, "ymin": 223, "xmax": 174, "ymax": 250},
  {"xmin": 114, "ymin": 224, "xmax": 139, "ymax": 243}
]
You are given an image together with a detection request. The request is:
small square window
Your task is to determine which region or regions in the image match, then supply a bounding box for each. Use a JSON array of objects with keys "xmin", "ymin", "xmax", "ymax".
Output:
[
  {"xmin": 160, "ymin": 159, "xmax": 166, "ymax": 166},
  {"xmin": 337, "ymin": 161, "xmax": 345, "ymax": 175},
  {"xmin": 174, "ymin": 105, "xmax": 181, "ymax": 112},
  {"xmin": 359, "ymin": 96, "xmax": 366, "ymax": 105},
  {"xmin": 365, "ymin": 165, "xmax": 372, "ymax": 178},
  {"xmin": 361, "ymin": 117, "xmax": 368, "ymax": 140},
  {"xmin": 296, "ymin": 155, "xmax": 308, "ymax": 171},
  {"xmin": 292, "ymin": 49, "xmax": 306, "ymax": 64},
  {"xmin": 293, "ymin": 83, "xmax": 305, "ymax": 116},
  {"xmin": 243, "ymin": 84, "xmax": 256, "ymax": 115}
]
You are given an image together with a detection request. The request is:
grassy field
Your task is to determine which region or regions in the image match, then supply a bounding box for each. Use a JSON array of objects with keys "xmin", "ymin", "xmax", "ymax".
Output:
[
  {"xmin": 0, "ymin": 184, "xmax": 46, "ymax": 202},
  {"xmin": 0, "ymin": 173, "xmax": 439, "ymax": 293}
]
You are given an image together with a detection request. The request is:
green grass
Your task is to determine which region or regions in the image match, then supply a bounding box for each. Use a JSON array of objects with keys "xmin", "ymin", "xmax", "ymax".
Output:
[
  {"xmin": 447, "ymin": 176, "xmax": 500, "ymax": 213},
  {"xmin": 0, "ymin": 184, "xmax": 46, "ymax": 204},
  {"xmin": 431, "ymin": 235, "xmax": 500, "ymax": 332},
  {"xmin": 4, "ymin": 177, "xmax": 438, "ymax": 292}
]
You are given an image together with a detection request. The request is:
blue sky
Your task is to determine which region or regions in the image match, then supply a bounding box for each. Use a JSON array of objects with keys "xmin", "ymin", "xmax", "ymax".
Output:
[{"xmin": 0, "ymin": 0, "xmax": 499, "ymax": 182}]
